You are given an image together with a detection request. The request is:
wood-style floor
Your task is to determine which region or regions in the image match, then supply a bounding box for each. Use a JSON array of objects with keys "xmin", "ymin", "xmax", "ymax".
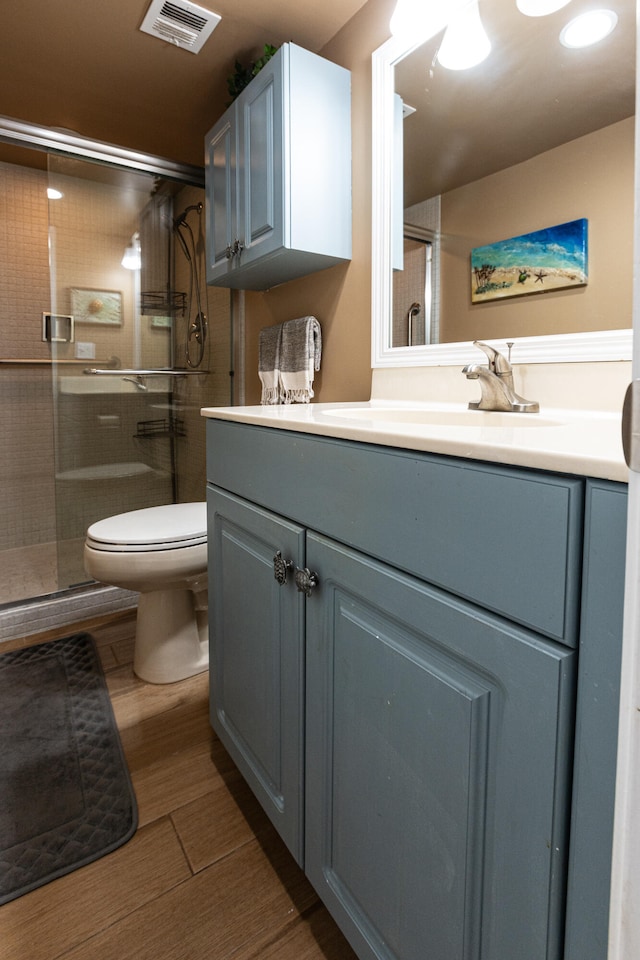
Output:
[{"xmin": 0, "ymin": 610, "xmax": 358, "ymax": 960}]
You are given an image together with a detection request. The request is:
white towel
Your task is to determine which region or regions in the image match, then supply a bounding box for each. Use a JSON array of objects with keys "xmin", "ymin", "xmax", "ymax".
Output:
[
  {"xmin": 258, "ymin": 323, "xmax": 283, "ymax": 404},
  {"xmin": 279, "ymin": 316, "xmax": 322, "ymax": 404}
]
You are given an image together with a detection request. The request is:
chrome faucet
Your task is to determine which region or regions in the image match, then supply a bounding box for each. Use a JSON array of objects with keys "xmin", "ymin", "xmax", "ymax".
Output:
[
  {"xmin": 122, "ymin": 375, "xmax": 148, "ymax": 392},
  {"xmin": 462, "ymin": 341, "xmax": 539, "ymax": 413}
]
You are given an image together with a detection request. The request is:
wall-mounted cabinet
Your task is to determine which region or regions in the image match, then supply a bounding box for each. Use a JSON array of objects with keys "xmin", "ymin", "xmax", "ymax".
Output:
[{"xmin": 204, "ymin": 43, "xmax": 352, "ymax": 291}]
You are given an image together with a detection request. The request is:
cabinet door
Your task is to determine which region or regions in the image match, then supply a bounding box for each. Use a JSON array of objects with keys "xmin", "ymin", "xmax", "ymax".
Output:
[
  {"xmin": 205, "ymin": 115, "xmax": 236, "ymax": 283},
  {"xmin": 207, "ymin": 486, "xmax": 305, "ymax": 864},
  {"xmin": 305, "ymin": 532, "xmax": 575, "ymax": 960},
  {"xmin": 236, "ymin": 54, "xmax": 284, "ymax": 267}
]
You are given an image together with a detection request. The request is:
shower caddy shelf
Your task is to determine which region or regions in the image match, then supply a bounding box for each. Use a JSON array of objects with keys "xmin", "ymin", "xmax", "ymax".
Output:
[
  {"xmin": 134, "ymin": 417, "xmax": 186, "ymax": 440},
  {"xmin": 140, "ymin": 291, "xmax": 186, "ymax": 315}
]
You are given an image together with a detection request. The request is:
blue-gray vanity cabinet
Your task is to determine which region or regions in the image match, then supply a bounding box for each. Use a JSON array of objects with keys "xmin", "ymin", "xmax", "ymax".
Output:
[
  {"xmin": 205, "ymin": 419, "xmax": 625, "ymax": 960},
  {"xmin": 204, "ymin": 42, "xmax": 352, "ymax": 291}
]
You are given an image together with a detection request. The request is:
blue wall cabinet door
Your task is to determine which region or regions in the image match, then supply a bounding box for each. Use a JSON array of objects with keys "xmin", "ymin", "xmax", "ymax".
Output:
[
  {"xmin": 207, "ymin": 486, "xmax": 306, "ymax": 864},
  {"xmin": 204, "ymin": 115, "xmax": 236, "ymax": 279},
  {"xmin": 304, "ymin": 532, "xmax": 575, "ymax": 960},
  {"xmin": 236, "ymin": 56, "xmax": 283, "ymax": 269},
  {"xmin": 204, "ymin": 43, "xmax": 352, "ymax": 290}
]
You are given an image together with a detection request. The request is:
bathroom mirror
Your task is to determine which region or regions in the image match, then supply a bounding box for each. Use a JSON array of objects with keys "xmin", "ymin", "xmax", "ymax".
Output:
[{"xmin": 372, "ymin": 0, "xmax": 635, "ymax": 366}]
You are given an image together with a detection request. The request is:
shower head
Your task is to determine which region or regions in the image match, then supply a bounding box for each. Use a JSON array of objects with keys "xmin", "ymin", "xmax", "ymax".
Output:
[{"xmin": 174, "ymin": 202, "xmax": 203, "ymax": 228}]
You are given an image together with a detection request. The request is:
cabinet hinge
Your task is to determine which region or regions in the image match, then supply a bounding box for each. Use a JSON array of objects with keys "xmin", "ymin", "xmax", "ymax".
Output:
[{"xmin": 622, "ymin": 380, "xmax": 640, "ymax": 471}]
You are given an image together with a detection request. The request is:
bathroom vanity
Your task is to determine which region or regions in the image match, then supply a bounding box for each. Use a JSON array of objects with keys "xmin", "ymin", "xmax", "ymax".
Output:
[{"xmin": 203, "ymin": 403, "xmax": 626, "ymax": 960}]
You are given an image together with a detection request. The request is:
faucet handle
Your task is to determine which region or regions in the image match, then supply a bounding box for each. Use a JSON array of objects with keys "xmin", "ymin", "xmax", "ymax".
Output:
[{"xmin": 473, "ymin": 340, "xmax": 511, "ymax": 375}]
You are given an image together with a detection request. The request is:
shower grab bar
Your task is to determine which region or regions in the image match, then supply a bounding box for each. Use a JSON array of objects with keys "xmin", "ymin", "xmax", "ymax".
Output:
[
  {"xmin": 0, "ymin": 358, "xmax": 114, "ymax": 366},
  {"xmin": 0, "ymin": 360, "xmax": 205, "ymax": 376},
  {"xmin": 83, "ymin": 368, "xmax": 205, "ymax": 376}
]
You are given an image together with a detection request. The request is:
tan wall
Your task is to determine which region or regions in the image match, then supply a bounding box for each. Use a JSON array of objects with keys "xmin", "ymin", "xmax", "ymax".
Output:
[
  {"xmin": 242, "ymin": 0, "xmax": 396, "ymax": 405},
  {"xmin": 439, "ymin": 118, "xmax": 634, "ymax": 344}
]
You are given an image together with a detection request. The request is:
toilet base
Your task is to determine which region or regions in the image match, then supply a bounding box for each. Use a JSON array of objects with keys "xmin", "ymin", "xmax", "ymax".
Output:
[{"xmin": 134, "ymin": 587, "xmax": 208, "ymax": 684}]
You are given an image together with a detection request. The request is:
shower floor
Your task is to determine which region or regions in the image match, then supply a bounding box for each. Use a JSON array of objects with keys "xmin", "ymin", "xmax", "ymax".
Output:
[{"xmin": 0, "ymin": 538, "xmax": 89, "ymax": 607}]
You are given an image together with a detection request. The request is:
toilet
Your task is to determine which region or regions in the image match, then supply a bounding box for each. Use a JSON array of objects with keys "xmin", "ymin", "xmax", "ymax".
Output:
[{"xmin": 84, "ymin": 502, "xmax": 208, "ymax": 684}]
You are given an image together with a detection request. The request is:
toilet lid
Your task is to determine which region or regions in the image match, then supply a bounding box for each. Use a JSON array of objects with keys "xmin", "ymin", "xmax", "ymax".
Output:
[{"xmin": 86, "ymin": 502, "xmax": 207, "ymax": 552}]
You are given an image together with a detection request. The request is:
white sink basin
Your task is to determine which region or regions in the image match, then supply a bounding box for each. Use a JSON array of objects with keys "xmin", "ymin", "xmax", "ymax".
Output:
[{"xmin": 322, "ymin": 407, "xmax": 563, "ymax": 429}]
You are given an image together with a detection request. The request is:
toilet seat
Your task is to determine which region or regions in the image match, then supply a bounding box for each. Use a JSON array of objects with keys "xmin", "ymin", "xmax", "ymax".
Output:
[{"xmin": 86, "ymin": 502, "xmax": 207, "ymax": 553}]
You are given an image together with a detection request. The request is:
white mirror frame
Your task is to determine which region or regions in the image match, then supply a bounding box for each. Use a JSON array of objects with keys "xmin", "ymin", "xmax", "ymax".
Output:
[{"xmin": 371, "ymin": 34, "xmax": 633, "ymax": 368}]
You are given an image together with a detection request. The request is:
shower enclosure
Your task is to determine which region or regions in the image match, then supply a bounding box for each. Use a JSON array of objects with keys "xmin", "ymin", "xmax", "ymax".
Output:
[{"xmin": 0, "ymin": 119, "xmax": 235, "ymax": 621}]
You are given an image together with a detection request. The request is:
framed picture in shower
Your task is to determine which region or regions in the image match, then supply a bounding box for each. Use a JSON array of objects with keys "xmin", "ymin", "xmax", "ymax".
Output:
[{"xmin": 71, "ymin": 288, "xmax": 123, "ymax": 325}]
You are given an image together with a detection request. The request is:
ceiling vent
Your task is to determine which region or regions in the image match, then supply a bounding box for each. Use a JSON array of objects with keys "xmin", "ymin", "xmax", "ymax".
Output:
[{"xmin": 140, "ymin": 0, "xmax": 221, "ymax": 54}]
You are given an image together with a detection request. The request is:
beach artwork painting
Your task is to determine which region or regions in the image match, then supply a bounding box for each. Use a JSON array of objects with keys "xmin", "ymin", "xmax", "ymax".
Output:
[{"xmin": 471, "ymin": 218, "xmax": 588, "ymax": 303}]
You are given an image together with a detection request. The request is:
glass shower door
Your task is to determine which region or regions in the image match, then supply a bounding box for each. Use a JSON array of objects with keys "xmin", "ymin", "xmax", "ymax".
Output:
[
  {"xmin": 47, "ymin": 153, "xmax": 178, "ymax": 590},
  {"xmin": 0, "ymin": 124, "xmax": 229, "ymax": 611}
]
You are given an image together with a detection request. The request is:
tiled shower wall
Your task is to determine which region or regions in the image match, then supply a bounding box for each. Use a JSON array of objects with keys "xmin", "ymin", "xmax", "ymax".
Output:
[
  {"xmin": 392, "ymin": 195, "xmax": 441, "ymax": 348},
  {"xmin": 392, "ymin": 238, "xmax": 429, "ymax": 347},
  {"xmin": 171, "ymin": 183, "xmax": 232, "ymax": 504},
  {"xmin": 0, "ymin": 162, "xmax": 56, "ymax": 553},
  {"xmin": 1, "ymin": 368, "xmax": 57, "ymax": 551}
]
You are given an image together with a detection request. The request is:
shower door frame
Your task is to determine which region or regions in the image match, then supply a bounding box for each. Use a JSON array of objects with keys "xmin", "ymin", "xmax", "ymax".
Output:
[{"xmin": 0, "ymin": 116, "xmax": 204, "ymax": 185}]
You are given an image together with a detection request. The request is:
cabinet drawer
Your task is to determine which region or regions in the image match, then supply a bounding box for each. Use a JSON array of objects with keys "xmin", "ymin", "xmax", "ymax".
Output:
[{"xmin": 206, "ymin": 420, "xmax": 583, "ymax": 644}]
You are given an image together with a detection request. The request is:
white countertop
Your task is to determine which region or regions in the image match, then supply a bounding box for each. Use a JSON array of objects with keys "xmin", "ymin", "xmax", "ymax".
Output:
[{"xmin": 201, "ymin": 399, "xmax": 628, "ymax": 483}]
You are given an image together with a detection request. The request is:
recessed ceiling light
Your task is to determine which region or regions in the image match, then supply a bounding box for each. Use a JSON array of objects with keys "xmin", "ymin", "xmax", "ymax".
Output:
[
  {"xmin": 560, "ymin": 9, "xmax": 618, "ymax": 48},
  {"xmin": 47, "ymin": 188, "xmax": 63, "ymax": 200},
  {"xmin": 517, "ymin": 0, "xmax": 571, "ymax": 16}
]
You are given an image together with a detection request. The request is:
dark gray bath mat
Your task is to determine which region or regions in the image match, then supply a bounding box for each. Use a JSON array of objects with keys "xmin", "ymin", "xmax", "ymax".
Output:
[{"xmin": 0, "ymin": 632, "xmax": 137, "ymax": 905}]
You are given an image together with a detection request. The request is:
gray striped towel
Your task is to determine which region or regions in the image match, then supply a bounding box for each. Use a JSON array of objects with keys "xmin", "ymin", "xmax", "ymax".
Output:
[
  {"xmin": 258, "ymin": 323, "xmax": 283, "ymax": 404},
  {"xmin": 279, "ymin": 316, "xmax": 322, "ymax": 403},
  {"xmin": 259, "ymin": 316, "xmax": 322, "ymax": 404}
]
